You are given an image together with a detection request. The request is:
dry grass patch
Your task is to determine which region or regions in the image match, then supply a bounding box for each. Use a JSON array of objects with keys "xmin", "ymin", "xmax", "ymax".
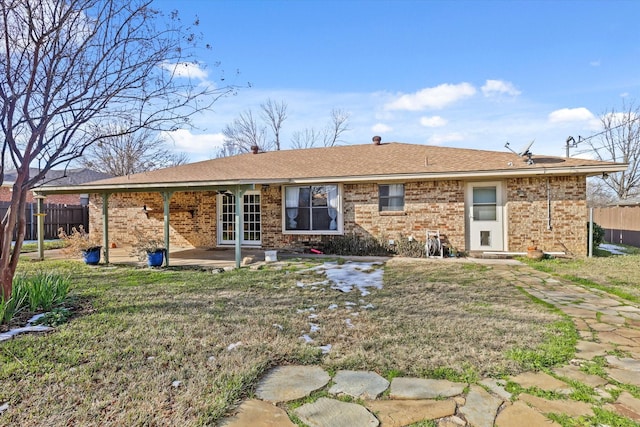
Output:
[
  {"xmin": 525, "ymin": 254, "xmax": 640, "ymax": 302},
  {"xmin": 0, "ymin": 258, "xmax": 565, "ymax": 426}
]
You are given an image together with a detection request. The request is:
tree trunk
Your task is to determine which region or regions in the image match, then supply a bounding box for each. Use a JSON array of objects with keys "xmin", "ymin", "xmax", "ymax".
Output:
[{"xmin": 0, "ymin": 179, "xmax": 28, "ymax": 301}]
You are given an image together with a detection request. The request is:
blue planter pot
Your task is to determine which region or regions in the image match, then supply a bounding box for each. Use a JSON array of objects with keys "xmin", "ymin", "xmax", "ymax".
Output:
[
  {"xmin": 147, "ymin": 250, "xmax": 164, "ymax": 267},
  {"xmin": 82, "ymin": 247, "xmax": 101, "ymax": 265}
]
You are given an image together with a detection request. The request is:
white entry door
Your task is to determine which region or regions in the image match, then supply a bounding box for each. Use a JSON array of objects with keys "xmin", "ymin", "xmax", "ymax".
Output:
[
  {"xmin": 467, "ymin": 182, "xmax": 504, "ymax": 251},
  {"xmin": 217, "ymin": 191, "xmax": 262, "ymax": 246}
]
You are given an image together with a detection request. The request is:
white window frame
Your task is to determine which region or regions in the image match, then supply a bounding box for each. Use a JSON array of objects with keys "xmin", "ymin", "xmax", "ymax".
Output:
[
  {"xmin": 379, "ymin": 183, "xmax": 405, "ymax": 212},
  {"xmin": 282, "ymin": 184, "xmax": 343, "ymax": 235}
]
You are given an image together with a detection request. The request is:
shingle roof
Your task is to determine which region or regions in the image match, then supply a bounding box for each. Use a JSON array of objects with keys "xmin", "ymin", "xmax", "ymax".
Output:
[
  {"xmin": 4, "ymin": 168, "xmax": 112, "ymax": 186},
  {"xmin": 38, "ymin": 142, "xmax": 628, "ymax": 194}
]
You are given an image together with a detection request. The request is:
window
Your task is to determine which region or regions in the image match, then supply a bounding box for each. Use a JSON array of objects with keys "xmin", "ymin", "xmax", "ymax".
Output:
[
  {"xmin": 472, "ymin": 187, "xmax": 497, "ymax": 221},
  {"xmin": 284, "ymin": 185, "xmax": 341, "ymax": 233},
  {"xmin": 379, "ymin": 184, "xmax": 404, "ymax": 211}
]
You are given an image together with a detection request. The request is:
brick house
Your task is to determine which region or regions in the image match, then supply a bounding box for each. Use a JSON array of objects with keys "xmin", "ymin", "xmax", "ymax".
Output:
[
  {"xmin": 37, "ymin": 141, "xmax": 627, "ymax": 264},
  {"xmin": 2, "ymin": 168, "xmax": 112, "ymax": 205}
]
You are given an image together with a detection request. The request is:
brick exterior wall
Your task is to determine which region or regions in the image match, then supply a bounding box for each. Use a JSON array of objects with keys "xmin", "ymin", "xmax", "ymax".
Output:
[
  {"xmin": 90, "ymin": 191, "xmax": 218, "ymax": 247},
  {"xmin": 506, "ymin": 175, "xmax": 587, "ymax": 256},
  {"xmin": 89, "ymin": 175, "xmax": 588, "ymax": 256}
]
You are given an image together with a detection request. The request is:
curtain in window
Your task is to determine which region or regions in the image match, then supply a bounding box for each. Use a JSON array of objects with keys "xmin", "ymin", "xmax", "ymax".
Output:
[
  {"xmin": 389, "ymin": 184, "xmax": 404, "ymax": 209},
  {"xmin": 285, "ymin": 187, "xmax": 300, "ymax": 228},
  {"xmin": 326, "ymin": 185, "xmax": 338, "ymax": 230}
]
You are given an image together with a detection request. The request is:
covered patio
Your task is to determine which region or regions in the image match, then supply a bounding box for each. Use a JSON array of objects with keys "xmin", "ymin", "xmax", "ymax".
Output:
[
  {"xmin": 33, "ymin": 183, "xmax": 260, "ymax": 269},
  {"xmin": 26, "ymin": 245, "xmax": 271, "ymax": 269}
]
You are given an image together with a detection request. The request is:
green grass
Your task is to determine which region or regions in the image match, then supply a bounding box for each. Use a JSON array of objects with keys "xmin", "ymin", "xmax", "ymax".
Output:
[
  {"xmin": 17, "ymin": 240, "xmax": 66, "ymax": 253},
  {"xmin": 0, "ymin": 258, "xmax": 575, "ymax": 425}
]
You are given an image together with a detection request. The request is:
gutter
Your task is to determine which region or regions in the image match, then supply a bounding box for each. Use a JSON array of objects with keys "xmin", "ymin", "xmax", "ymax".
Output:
[{"xmin": 34, "ymin": 164, "xmax": 629, "ymax": 196}]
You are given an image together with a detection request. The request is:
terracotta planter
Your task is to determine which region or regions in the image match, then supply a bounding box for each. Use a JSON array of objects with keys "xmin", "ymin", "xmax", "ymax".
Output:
[{"xmin": 527, "ymin": 248, "xmax": 544, "ymax": 260}]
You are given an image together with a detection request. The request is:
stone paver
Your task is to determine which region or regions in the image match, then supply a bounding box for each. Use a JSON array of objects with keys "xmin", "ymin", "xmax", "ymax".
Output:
[
  {"xmin": 364, "ymin": 399, "xmax": 455, "ymax": 427},
  {"xmin": 552, "ymin": 365, "xmax": 607, "ymax": 388},
  {"xmin": 575, "ymin": 340, "xmax": 612, "ymax": 359},
  {"xmin": 518, "ymin": 394, "xmax": 593, "ymax": 418},
  {"xmin": 606, "ymin": 355, "xmax": 640, "ymax": 372},
  {"xmin": 255, "ymin": 365, "xmax": 330, "ymax": 403},
  {"xmin": 495, "ymin": 401, "xmax": 561, "ymax": 427},
  {"xmin": 219, "ymin": 400, "xmax": 296, "ymax": 427},
  {"xmin": 479, "ymin": 378, "xmax": 512, "ymax": 401},
  {"xmin": 390, "ymin": 377, "xmax": 465, "ymax": 399},
  {"xmin": 294, "ymin": 397, "xmax": 379, "ymax": 427},
  {"xmin": 458, "ymin": 385, "xmax": 503, "ymax": 427},
  {"xmin": 508, "ymin": 371, "xmax": 572, "ymax": 394},
  {"xmin": 329, "ymin": 370, "xmax": 389, "ymax": 399},
  {"xmin": 604, "ymin": 391, "xmax": 640, "ymax": 421},
  {"xmin": 598, "ymin": 331, "xmax": 639, "ymax": 347},
  {"xmin": 606, "ymin": 367, "xmax": 640, "ymax": 387}
]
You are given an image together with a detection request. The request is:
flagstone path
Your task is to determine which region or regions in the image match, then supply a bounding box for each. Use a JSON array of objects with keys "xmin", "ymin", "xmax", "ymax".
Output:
[{"xmin": 220, "ymin": 260, "xmax": 640, "ymax": 426}]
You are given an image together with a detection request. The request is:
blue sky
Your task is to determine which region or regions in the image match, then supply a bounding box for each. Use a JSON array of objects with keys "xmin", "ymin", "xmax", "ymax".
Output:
[{"xmin": 152, "ymin": 0, "xmax": 640, "ymax": 161}]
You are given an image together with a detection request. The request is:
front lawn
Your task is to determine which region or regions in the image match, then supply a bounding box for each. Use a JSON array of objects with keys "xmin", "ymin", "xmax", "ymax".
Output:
[{"xmin": 0, "ymin": 258, "xmax": 565, "ymax": 426}]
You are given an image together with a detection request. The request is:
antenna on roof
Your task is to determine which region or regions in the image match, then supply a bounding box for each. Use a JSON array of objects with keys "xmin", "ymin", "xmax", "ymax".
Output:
[{"xmin": 505, "ymin": 140, "xmax": 535, "ymax": 165}]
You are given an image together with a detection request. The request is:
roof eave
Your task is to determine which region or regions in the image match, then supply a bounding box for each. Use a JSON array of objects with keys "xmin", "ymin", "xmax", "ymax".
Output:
[{"xmin": 34, "ymin": 164, "xmax": 628, "ymax": 195}]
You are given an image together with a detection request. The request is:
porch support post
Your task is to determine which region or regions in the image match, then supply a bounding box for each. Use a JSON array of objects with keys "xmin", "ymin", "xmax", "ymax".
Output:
[
  {"xmin": 163, "ymin": 192, "xmax": 173, "ymax": 267},
  {"xmin": 34, "ymin": 194, "xmax": 46, "ymax": 261},
  {"xmin": 234, "ymin": 186, "xmax": 246, "ymax": 269},
  {"xmin": 102, "ymin": 193, "xmax": 110, "ymax": 264}
]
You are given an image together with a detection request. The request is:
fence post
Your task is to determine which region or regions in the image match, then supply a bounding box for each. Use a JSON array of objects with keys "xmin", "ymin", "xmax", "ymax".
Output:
[
  {"xmin": 34, "ymin": 195, "xmax": 46, "ymax": 260},
  {"xmin": 588, "ymin": 207, "xmax": 593, "ymax": 258}
]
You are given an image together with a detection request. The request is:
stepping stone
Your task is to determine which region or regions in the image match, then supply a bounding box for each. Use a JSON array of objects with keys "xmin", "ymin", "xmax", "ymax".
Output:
[
  {"xmin": 616, "ymin": 327, "xmax": 640, "ymax": 339},
  {"xmin": 219, "ymin": 399, "xmax": 296, "ymax": 427},
  {"xmin": 616, "ymin": 306, "xmax": 640, "ymax": 313},
  {"xmin": 390, "ymin": 377, "xmax": 465, "ymax": 399},
  {"xmin": 572, "ymin": 318, "xmax": 591, "ymax": 332},
  {"xmin": 552, "ymin": 365, "xmax": 607, "ymax": 388},
  {"xmin": 588, "ymin": 323, "xmax": 617, "ymax": 332},
  {"xmin": 606, "ymin": 355, "xmax": 640, "ymax": 372},
  {"xmin": 495, "ymin": 401, "xmax": 561, "ymax": 427},
  {"xmin": 458, "ymin": 385, "xmax": 503, "ymax": 427},
  {"xmin": 364, "ymin": 399, "xmax": 455, "ymax": 427},
  {"xmin": 294, "ymin": 397, "xmax": 379, "ymax": 427},
  {"xmin": 255, "ymin": 365, "xmax": 330, "ymax": 403},
  {"xmin": 508, "ymin": 372, "xmax": 571, "ymax": 394},
  {"xmin": 329, "ymin": 370, "xmax": 389, "ymax": 399},
  {"xmin": 575, "ymin": 341, "xmax": 611, "ymax": 359},
  {"xmin": 518, "ymin": 393, "xmax": 593, "ymax": 418},
  {"xmin": 598, "ymin": 331, "xmax": 638, "ymax": 347},
  {"xmin": 604, "ymin": 391, "xmax": 640, "ymax": 421},
  {"xmin": 605, "ymin": 368, "xmax": 640, "ymax": 387},
  {"xmin": 600, "ymin": 315, "xmax": 627, "ymax": 325},
  {"xmin": 479, "ymin": 378, "xmax": 512, "ymax": 401}
]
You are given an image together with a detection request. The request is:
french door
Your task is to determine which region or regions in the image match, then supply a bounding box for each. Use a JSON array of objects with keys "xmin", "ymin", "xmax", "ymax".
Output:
[{"xmin": 217, "ymin": 191, "xmax": 261, "ymax": 246}]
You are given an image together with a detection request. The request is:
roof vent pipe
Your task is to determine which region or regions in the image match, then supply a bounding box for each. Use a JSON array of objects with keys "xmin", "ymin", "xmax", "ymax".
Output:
[
  {"xmin": 250, "ymin": 145, "xmax": 259, "ymax": 154},
  {"xmin": 372, "ymin": 136, "xmax": 382, "ymax": 145}
]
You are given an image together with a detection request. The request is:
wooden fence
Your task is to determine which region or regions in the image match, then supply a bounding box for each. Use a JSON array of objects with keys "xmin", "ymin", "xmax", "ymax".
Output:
[
  {"xmin": 0, "ymin": 202, "xmax": 89, "ymax": 241},
  {"xmin": 594, "ymin": 205, "xmax": 640, "ymax": 247}
]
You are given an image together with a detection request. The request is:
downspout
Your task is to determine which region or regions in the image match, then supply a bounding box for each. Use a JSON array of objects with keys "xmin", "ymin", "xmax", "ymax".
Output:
[{"xmin": 34, "ymin": 194, "xmax": 46, "ymax": 261}]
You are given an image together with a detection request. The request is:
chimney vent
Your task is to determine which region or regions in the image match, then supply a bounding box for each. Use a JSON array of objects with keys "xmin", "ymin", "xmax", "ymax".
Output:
[
  {"xmin": 372, "ymin": 136, "xmax": 382, "ymax": 145},
  {"xmin": 250, "ymin": 145, "xmax": 259, "ymax": 154}
]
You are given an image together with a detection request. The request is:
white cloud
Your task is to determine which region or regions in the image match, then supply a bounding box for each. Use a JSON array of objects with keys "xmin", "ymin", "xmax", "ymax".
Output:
[
  {"xmin": 162, "ymin": 129, "xmax": 225, "ymax": 160},
  {"xmin": 384, "ymin": 83, "xmax": 476, "ymax": 111},
  {"xmin": 590, "ymin": 60, "xmax": 601, "ymax": 67},
  {"xmin": 481, "ymin": 80, "xmax": 521, "ymax": 97},
  {"xmin": 160, "ymin": 61, "xmax": 209, "ymax": 80},
  {"xmin": 371, "ymin": 123, "xmax": 392, "ymax": 133},
  {"xmin": 428, "ymin": 132, "xmax": 465, "ymax": 145},
  {"xmin": 548, "ymin": 107, "xmax": 596, "ymax": 123},
  {"xmin": 420, "ymin": 115, "xmax": 447, "ymax": 127}
]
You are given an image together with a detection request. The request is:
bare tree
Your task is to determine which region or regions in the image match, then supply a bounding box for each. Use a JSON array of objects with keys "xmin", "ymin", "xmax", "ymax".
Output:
[
  {"xmin": 0, "ymin": 0, "xmax": 235, "ymax": 299},
  {"xmin": 586, "ymin": 178, "xmax": 618, "ymax": 207},
  {"xmin": 291, "ymin": 108, "xmax": 350, "ymax": 149},
  {"xmin": 588, "ymin": 101, "xmax": 640, "ymax": 200},
  {"xmin": 81, "ymin": 126, "xmax": 189, "ymax": 176},
  {"xmin": 261, "ymin": 98, "xmax": 287, "ymax": 151},
  {"xmin": 219, "ymin": 110, "xmax": 268, "ymax": 156}
]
